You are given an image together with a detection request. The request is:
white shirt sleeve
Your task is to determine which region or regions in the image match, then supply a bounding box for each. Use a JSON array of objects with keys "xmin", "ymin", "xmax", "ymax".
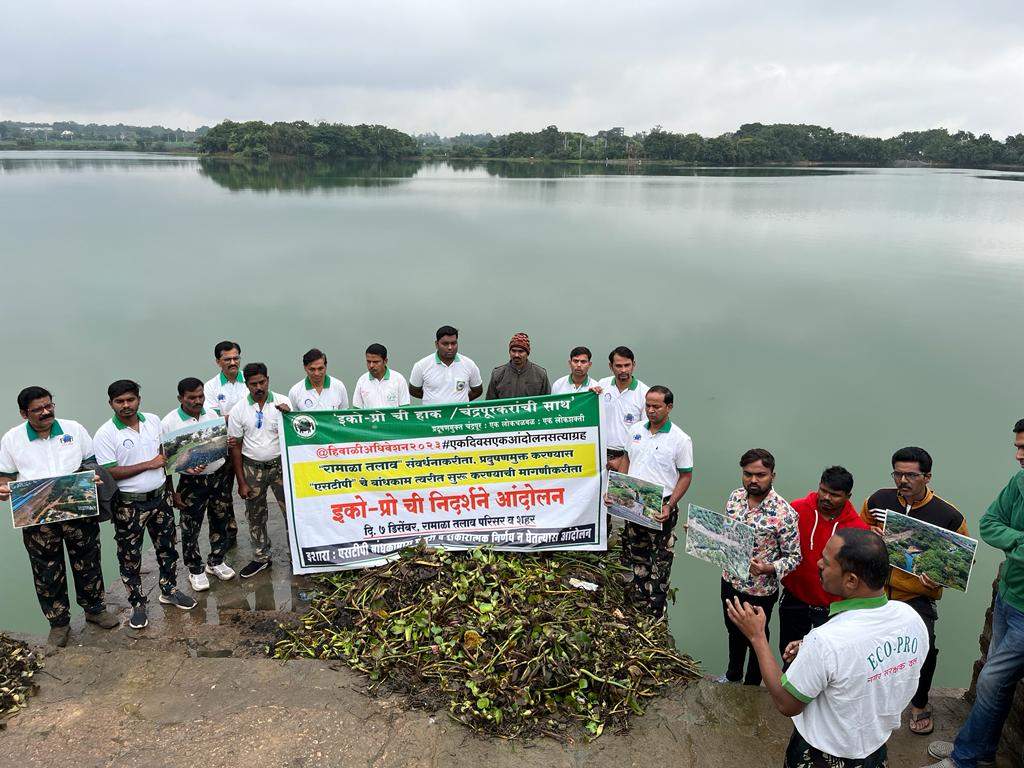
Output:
[
  {"xmin": 336, "ymin": 381, "xmax": 349, "ymax": 410},
  {"xmin": 0, "ymin": 433, "xmax": 16, "ymax": 475},
  {"xmin": 351, "ymin": 376, "xmax": 365, "ymax": 409},
  {"xmin": 93, "ymin": 425, "xmax": 118, "ymax": 468},
  {"xmin": 782, "ymin": 631, "xmax": 830, "ymax": 703},
  {"xmin": 397, "ymin": 374, "xmax": 411, "ymax": 405},
  {"xmin": 468, "ymin": 360, "xmax": 482, "ymax": 388},
  {"xmin": 227, "ymin": 407, "xmax": 245, "ymax": 439},
  {"xmin": 288, "ymin": 382, "xmax": 302, "ymax": 412},
  {"xmin": 74, "ymin": 422, "xmax": 95, "ymax": 461},
  {"xmin": 675, "ymin": 434, "xmax": 694, "ymax": 471},
  {"xmin": 408, "ymin": 360, "xmax": 424, "ymax": 388}
]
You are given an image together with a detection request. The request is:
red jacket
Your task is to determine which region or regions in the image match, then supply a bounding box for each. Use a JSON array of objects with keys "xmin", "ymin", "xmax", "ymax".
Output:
[{"xmin": 782, "ymin": 490, "xmax": 869, "ymax": 606}]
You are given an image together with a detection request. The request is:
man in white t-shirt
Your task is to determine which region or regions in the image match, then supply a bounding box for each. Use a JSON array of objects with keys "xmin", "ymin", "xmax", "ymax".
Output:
[
  {"xmin": 161, "ymin": 377, "xmax": 236, "ymax": 592},
  {"xmin": 408, "ymin": 325, "xmax": 483, "ymax": 405},
  {"xmin": 352, "ymin": 343, "xmax": 411, "ymax": 409},
  {"xmin": 228, "ymin": 362, "xmax": 292, "ymax": 580},
  {"xmin": 0, "ymin": 386, "xmax": 119, "ymax": 647},
  {"xmin": 608, "ymin": 385, "xmax": 693, "ymax": 618},
  {"xmin": 727, "ymin": 528, "xmax": 928, "ymax": 767},
  {"xmin": 94, "ymin": 379, "xmax": 197, "ymax": 630},
  {"xmin": 288, "ymin": 348, "xmax": 349, "ymax": 411},
  {"xmin": 202, "ymin": 339, "xmax": 245, "ymax": 548},
  {"xmin": 596, "ymin": 346, "xmax": 649, "ymax": 465},
  {"xmin": 551, "ymin": 346, "xmax": 600, "ymax": 396}
]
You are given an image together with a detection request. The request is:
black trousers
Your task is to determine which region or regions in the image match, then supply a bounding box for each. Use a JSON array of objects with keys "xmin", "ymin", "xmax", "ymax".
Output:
[
  {"xmin": 777, "ymin": 590, "xmax": 832, "ymax": 669},
  {"xmin": 905, "ymin": 596, "xmax": 938, "ymax": 709},
  {"xmin": 721, "ymin": 578, "xmax": 778, "ymax": 685},
  {"xmin": 784, "ymin": 728, "xmax": 888, "ymax": 767}
]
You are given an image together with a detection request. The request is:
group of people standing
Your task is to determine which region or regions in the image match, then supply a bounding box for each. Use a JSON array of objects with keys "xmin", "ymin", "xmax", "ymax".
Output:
[{"xmin": 0, "ymin": 326, "xmax": 1021, "ymax": 768}]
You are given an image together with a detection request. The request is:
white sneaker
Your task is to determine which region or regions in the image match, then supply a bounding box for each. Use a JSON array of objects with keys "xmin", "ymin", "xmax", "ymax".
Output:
[
  {"xmin": 205, "ymin": 562, "xmax": 236, "ymax": 581},
  {"xmin": 188, "ymin": 571, "xmax": 211, "ymax": 592},
  {"xmin": 919, "ymin": 759, "xmax": 955, "ymax": 768}
]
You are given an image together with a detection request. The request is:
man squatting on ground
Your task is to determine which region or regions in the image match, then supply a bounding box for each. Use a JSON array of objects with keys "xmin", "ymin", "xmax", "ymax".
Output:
[
  {"xmin": 923, "ymin": 420, "xmax": 1024, "ymax": 768},
  {"xmin": 93, "ymin": 379, "xmax": 196, "ymax": 630},
  {"xmin": 728, "ymin": 528, "xmax": 929, "ymax": 768},
  {"xmin": 860, "ymin": 447, "xmax": 967, "ymax": 736},
  {"xmin": 720, "ymin": 449, "xmax": 800, "ymax": 685},
  {"xmin": 228, "ymin": 362, "xmax": 292, "ymax": 580},
  {"xmin": 161, "ymin": 378, "xmax": 236, "ymax": 591},
  {"xmin": 0, "ymin": 387, "xmax": 120, "ymax": 646},
  {"xmin": 608, "ymin": 385, "xmax": 693, "ymax": 618},
  {"xmin": 778, "ymin": 465, "xmax": 867, "ymax": 664}
]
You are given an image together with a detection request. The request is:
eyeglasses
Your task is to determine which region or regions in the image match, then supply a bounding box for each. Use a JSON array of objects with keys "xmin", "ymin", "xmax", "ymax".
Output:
[
  {"xmin": 27, "ymin": 402, "xmax": 56, "ymax": 415},
  {"xmin": 891, "ymin": 471, "xmax": 924, "ymax": 481},
  {"xmin": 255, "ymin": 410, "xmax": 264, "ymax": 429}
]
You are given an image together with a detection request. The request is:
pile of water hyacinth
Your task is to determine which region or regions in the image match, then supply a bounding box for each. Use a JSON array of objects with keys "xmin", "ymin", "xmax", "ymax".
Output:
[
  {"xmin": 272, "ymin": 546, "xmax": 701, "ymax": 740},
  {"xmin": 0, "ymin": 634, "xmax": 41, "ymax": 723}
]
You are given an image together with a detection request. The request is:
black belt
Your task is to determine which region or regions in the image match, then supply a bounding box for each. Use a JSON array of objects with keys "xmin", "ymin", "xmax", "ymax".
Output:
[
  {"xmin": 119, "ymin": 488, "xmax": 166, "ymax": 502},
  {"xmin": 242, "ymin": 456, "xmax": 281, "ymax": 466}
]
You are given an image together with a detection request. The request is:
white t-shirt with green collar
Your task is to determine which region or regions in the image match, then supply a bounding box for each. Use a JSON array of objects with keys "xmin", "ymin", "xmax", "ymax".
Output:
[
  {"xmin": 597, "ymin": 375, "xmax": 649, "ymax": 451},
  {"xmin": 160, "ymin": 407, "xmax": 226, "ymax": 475},
  {"xmin": 93, "ymin": 412, "xmax": 165, "ymax": 493},
  {"xmin": 0, "ymin": 419, "xmax": 94, "ymax": 481},
  {"xmin": 409, "ymin": 353, "xmax": 482, "ymax": 405},
  {"xmin": 781, "ymin": 595, "xmax": 928, "ymax": 759},
  {"xmin": 288, "ymin": 375, "xmax": 349, "ymax": 412},
  {"xmin": 352, "ymin": 368, "xmax": 411, "ymax": 409},
  {"xmin": 204, "ymin": 371, "xmax": 247, "ymax": 417}
]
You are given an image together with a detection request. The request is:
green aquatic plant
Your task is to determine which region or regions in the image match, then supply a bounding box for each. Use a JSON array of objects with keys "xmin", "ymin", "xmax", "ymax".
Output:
[
  {"xmin": 272, "ymin": 545, "xmax": 701, "ymax": 740},
  {"xmin": 0, "ymin": 634, "xmax": 41, "ymax": 722}
]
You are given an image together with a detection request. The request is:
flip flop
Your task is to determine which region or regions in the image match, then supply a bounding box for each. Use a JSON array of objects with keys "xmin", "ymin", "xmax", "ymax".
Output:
[{"xmin": 909, "ymin": 709, "xmax": 934, "ymax": 735}]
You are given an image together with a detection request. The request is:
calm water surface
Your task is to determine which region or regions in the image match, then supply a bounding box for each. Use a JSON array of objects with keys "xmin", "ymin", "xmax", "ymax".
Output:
[{"xmin": 1, "ymin": 152, "xmax": 1023, "ymax": 686}]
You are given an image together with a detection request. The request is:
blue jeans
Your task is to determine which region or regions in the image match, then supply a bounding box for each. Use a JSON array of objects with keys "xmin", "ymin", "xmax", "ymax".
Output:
[{"xmin": 951, "ymin": 593, "xmax": 1024, "ymax": 766}]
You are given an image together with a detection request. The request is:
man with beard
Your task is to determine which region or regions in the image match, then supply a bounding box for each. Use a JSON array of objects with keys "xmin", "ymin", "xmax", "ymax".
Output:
[
  {"xmin": 228, "ymin": 363, "xmax": 292, "ymax": 579},
  {"xmin": 486, "ymin": 332, "xmax": 550, "ymax": 399},
  {"xmin": 860, "ymin": 446, "xmax": 967, "ymax": 737},
  {"xmin": 203, "ymin": 340, "xmax": 244, "ymax": 548},
  {"xmin": 779, "ymin": 466, "xmax": 868, "ymax": 664},
  {"xmin": 161, "ymin": 378, "xmax": 236, "ymax": 591},
  {"xmin": 720, "ymin": 448, "xmax": 800, "ymax": 685},
  {"xmin": 0, "ymin": 386, "xmax": 120, "ymax": 647},
  {"xmin": 94, "ymin": 380, "xmax": 196, "ymax": 630},
  {"xmin": 409, "ymin": 326, "xmax": 483, "ymax": 405},
  {"xmin": 727, "ymin": 529, "xmax": 928, "ymax": 767}
]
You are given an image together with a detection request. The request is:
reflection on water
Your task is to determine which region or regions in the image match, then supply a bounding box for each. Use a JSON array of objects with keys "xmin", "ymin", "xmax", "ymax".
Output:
[{"xmin": 0, "ymin": 153, "xmax": 195, "ymax": 175}]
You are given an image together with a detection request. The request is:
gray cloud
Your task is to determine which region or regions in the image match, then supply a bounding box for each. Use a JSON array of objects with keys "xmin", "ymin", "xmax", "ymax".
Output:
[{"xmin": 2, "ymin": 0, "xmax": 1022, "ymax": 137}]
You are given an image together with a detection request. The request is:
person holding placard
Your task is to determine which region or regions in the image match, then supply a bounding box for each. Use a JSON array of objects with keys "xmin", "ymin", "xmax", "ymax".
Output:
[
  {"xmin": 720, "ymin": 448, "xmax": 800, "ymax": 686},
  {"xmin": 161, "ymin": 377, "xmax": 235, "ymax": 592},
  {"xmin": 288, "ymin": 348, "xmax": 349, "ymax": 411},
  {"xmin": 859, "ymin": 446, "xmax": 968, "ymax": 737},
  {"xmin": 608, "ymin": 385, "xmax": 693, "ymax": 618},
  {"xmin": 0, "ymin": 386, "xmax": 119, "ymax": 647},
  {"xmin": 94, "ymin": 379, "xmax": 196, "ymax": 630},
  {"xmin": 408, "ymin": 325, "xmax": 483, "ymax": 405}
]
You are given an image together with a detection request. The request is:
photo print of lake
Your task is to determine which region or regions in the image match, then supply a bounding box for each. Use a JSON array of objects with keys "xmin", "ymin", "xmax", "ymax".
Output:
[
  {"xmin": 606, "ymin": 471, "xmax": 664, "ymax": 530},
  {"xmin": 684, "ymin": 504, "xmax": 756, "ymax": 578},
  {"xmin": 882, "ymin": 509, "xmax": 978, "ymax": 592},
  {"xmin": 161, "ymin": 417, "xmax": 228, "ymax": 475},
  {"xmin": 10, "ymin": 471, "xmax": 99, "ymax": 528}
]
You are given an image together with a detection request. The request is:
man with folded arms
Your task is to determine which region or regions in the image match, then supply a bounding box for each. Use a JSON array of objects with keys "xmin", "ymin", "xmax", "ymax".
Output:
[
  {"xmin": 728, "ymin": 529, "xmax": 928, "ymax": 767},
  {"xmin": 0, "ymin": 386, "xmax": 119, "ymax": 647},
  {"xmin": 94, "ymin": 379, "xmax": 196, "ymax": 630}
]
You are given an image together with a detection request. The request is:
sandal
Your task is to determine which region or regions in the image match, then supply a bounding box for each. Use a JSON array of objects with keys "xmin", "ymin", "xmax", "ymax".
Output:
[{"xmin": 909, "ymin": 709, "xmax": 934, "ymax": 735}]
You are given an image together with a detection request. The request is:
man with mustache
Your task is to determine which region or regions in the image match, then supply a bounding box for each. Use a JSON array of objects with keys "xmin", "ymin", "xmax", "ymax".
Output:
[
  {"xmin": 778, "ymin": 466, "xmax": 868, "ymax": 664},
  {"xmin": 860, "ymin": 446, "xmax": 968, "ymax": 737},
  {"xmin": 203, "ymin": 340, "xmax": 245, "ymax": 549},
  {"xmin": 0, "ymin": 386, "xmax": 119, "ymax": 647},
  {"xmin": 228, "ymin": 363, "xmax": 291, "ymax": 579},
  {"xmin": 94, "ymin": 379, "xmax": 196, "ymax": 630},
  {"xmin": 720, "ymin": 448, "xmax": 800, "ymax": 685}
]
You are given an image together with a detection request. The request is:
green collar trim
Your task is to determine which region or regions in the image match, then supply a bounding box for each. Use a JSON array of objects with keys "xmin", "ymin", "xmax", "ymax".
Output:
[
  {"xmin": 644, "ymin": 420, "xmax": 672, "ymax": 434},
  {"xmin": 628, "ymin": 376, "xmax": 639, "ymax": 391},
  {"xmin": 26, "ymin": 421, "xmax": 64, "ymax": 441},
  {"xmin": 305, "ymin": 375, "xmax": 331, "ymax": 390},
  {"xmin": 219, "ymin": 371, "xmax": 244, "ymax": 385},
  {"xmin": 435, "ymin": 352, "xmax": 461, "ymax": 364},
  {"xmin": 247, "ymin": 394, "xmax": 271, "ymax": 407},
  {"xmin": 178, "ymin": 407, "xmax": 206, "ymax": 421},
  {"xmin": 372, "ymin": 367, "xmax": 392, "ymax": 381},
  {"xmin": 829, "ymin": 594, "xmax": 888, "ymax": 616},
  {"xmin": 112, "ymin": 412, "xmax": 146, "ymax": 430},
  {"xmin": 569, "ymin": 375, "xmax": 592, "ymax": 388}
]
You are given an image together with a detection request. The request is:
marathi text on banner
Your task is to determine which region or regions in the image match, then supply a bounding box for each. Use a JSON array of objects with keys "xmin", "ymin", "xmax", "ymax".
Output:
[{"xmin": 280, "ymin": 392, "xmax": 607, "ymax": 572}]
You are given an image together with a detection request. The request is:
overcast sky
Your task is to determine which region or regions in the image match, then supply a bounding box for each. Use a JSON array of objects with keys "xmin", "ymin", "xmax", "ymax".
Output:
[{"xmin": 3, "ymin": 1, "xmax": 1022, "ymax": 137}]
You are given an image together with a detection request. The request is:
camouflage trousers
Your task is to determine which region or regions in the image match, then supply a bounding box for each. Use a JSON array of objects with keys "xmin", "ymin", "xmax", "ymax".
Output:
[
  {"xmin": 177, "ymin": 471, "xmax": 234, "ymax": 572},
  {"xmin": 112, "ymin": 492, "xmax": 179, "ymax": 607},
  {"xmin": 242, "ymin": 457, "xmax": 287, "ymax": 563},
  {"xmin": 785, "ymin": 728, "xmax": 887, "ymax": 767},
  {"xmin": 620, "ymin": 503, "xmax": 678, "ymax": 619},
  {"xmin": 212, "ymin": 461, "xmax": 238, "ymax": 546},
  {"xmin": 22, "ymin": 518, "xmax": 106, "ymax": 627}
]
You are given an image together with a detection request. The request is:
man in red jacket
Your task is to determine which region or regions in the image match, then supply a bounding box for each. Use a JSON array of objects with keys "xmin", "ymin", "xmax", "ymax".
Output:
[{"xmin": 779, "ymin": 466, "xmax": 868, "ymax": 663}]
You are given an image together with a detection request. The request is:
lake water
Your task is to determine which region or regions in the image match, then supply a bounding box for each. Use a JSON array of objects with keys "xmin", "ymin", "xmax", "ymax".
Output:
[{"xmin": 1, "ymin": 151, "xmax": 1023, "ymax": 687}]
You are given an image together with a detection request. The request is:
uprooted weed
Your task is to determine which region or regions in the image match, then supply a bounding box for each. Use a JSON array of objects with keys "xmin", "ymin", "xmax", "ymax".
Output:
[
  {"xmin": 272, "ymin": 546, "xmax": 701, "ymax": 741},
  {"xmin": 0, "ymin": 634, "xmax": 41, "ymax": 725}
]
